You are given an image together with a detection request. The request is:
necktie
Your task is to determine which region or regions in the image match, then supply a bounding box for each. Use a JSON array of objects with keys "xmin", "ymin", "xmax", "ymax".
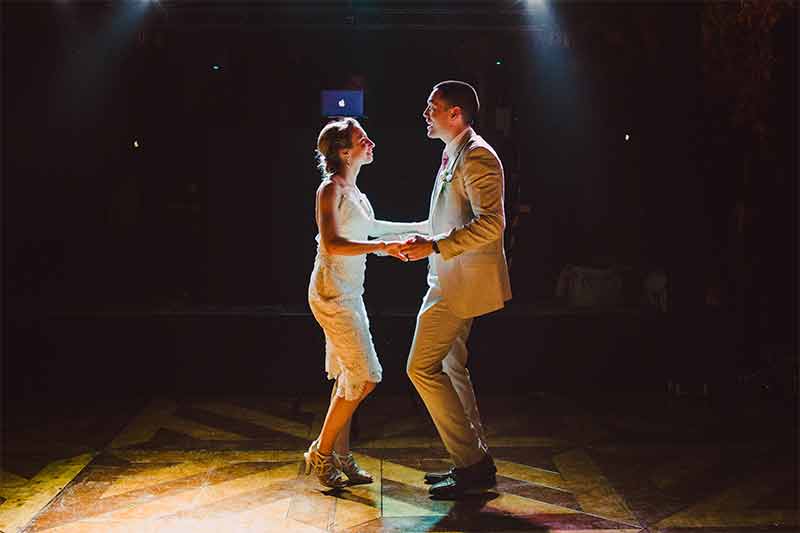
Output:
[{"xmin": 440, "ymin": 152, "xmax": 449, "ymax": 176}]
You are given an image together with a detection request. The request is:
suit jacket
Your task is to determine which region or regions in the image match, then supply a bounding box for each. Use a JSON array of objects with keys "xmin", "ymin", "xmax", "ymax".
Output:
[
  {"xmin": 428, "ymin": 128, "xmax": 512, "ymax": 318},
  {"xmin": 370, "ymin": 128, "xmax": 512, "ymax": 318}
]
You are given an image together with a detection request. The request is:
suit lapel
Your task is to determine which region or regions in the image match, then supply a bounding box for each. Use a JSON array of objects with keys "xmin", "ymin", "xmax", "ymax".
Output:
[{"xmin": 428, "ymin": 171, "xmax": 440, "ymax": 221}]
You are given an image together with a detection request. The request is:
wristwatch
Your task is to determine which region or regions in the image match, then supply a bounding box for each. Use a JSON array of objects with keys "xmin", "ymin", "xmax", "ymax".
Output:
[{"xmin": 431, "ymin": 240, "xmax": 441, "ymax": 254}]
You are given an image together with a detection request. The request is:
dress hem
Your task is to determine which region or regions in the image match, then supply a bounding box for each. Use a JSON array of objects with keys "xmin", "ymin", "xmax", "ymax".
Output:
[{"xmin": 327, "ymin": 371, "xmax": 382, "ymax": 401}]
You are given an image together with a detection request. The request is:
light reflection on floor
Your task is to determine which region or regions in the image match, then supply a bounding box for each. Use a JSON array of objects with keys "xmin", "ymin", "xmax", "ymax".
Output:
[{"xmin": 1, "ymin": 393, "xmax": 796, "ymax": 532}]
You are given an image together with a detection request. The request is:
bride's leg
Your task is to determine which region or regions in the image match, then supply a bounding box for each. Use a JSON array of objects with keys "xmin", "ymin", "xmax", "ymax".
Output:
[
  {"xmin": 322, "ymin": 380, "xmax": 353, "ymax": 455},
  {"xmin": 318, "ymin": 381, "xmax": 375, "ymax": 455},
  {"xmin": 333, "ymin": 416, "xmax": 351, "ymax": 456},
  {"xmin": 319, "ymin": 378, "xmax": 349, "ymax": 448}
]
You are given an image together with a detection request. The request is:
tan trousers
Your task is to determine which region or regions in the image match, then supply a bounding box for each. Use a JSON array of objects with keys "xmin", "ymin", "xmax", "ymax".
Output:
[{"xmin": 407, "ymin": 285, "xmax": 488, "ymax": 468}]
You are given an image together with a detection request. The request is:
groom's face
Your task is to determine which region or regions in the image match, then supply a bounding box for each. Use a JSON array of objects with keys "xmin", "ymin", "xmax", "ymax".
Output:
[{"xmin": 422, "ymin": 89, "xmax": 453, "ymax": 141}]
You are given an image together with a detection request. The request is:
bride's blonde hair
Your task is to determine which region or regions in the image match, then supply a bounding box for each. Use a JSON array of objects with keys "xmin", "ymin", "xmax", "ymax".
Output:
[{"xmin": 316, "ymin": 117, "xmax": 360, "ymax": 179}]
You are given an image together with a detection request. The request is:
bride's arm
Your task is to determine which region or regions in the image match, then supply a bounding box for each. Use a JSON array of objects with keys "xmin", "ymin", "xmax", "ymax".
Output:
[{"xmin": 317, "ymin": 180, "xmax": 405, "ymax": 258}]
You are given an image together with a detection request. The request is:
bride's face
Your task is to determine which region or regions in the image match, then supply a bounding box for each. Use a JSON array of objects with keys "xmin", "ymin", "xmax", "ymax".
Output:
[{"xmin": 346, "ymin": 127, "xmax": 375, "ymax": 167}]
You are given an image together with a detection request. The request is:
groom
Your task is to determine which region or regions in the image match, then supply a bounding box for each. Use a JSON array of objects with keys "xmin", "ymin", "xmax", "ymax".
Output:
[{"xmin": 400, "ymin": 80, "xmax": 512, "ymax": 498}]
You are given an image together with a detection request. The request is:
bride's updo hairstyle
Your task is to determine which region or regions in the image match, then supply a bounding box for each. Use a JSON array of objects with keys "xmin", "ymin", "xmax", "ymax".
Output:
[{"xmin": 316, "ymin": 117, "xmax": 360, "ymax": 179}]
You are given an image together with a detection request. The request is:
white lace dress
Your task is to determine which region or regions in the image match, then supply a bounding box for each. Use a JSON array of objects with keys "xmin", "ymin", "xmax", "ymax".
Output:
[{"xmin": 307, "ymin": 187, "xmax": 385, "ymax": 400}]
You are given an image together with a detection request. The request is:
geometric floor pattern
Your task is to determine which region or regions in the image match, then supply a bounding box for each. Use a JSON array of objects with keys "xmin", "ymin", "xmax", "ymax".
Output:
[{"xmin": 2, "ymin": 393, "xmax": 797, "ymax": 532}]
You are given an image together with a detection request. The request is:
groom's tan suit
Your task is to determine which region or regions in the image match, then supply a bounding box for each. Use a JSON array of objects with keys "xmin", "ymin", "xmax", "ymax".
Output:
[{"xmin": 407, "ymin": 127, "xmax": 512, "ymax": 468}]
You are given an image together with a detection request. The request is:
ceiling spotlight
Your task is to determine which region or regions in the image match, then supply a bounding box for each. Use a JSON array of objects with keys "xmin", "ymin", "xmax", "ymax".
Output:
[
  {"xmin": 133, "ymin": 140, "xmax": 140, "ymax": 148},
  {"xmin": 624, "ymin": 133, "xmax": 631, "ymax": 141}
]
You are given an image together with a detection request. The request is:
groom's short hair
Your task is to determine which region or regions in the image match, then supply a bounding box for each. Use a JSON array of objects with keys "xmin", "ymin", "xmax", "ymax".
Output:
[{"xmin": 434, "ymin": 80, "xmax": 479, "ymax": 126}]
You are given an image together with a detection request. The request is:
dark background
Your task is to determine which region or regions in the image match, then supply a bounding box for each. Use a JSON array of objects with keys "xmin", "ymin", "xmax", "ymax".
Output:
[{"xmin": 2, "ymin": 1, "xmax": 797, "ymax": 415}]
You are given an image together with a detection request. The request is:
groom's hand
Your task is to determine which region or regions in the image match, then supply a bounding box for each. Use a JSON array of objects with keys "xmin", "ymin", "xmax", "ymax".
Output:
[
  {"xmin": 383, "ymin": 241, "xmax": 409, "ymax": 262},
  {"xmin": 400, "ymin": 235, "xmax": 434, "ymax": 261}
]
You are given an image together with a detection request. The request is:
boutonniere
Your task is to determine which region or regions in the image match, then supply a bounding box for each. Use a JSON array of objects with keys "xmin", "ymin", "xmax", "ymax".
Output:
[
  {"xmin": 439, "ymin": 168, "xmax": 454, "ymax": 194},
  {"xmin": 438, "ymin": 142, "xmax": 467, "ymax": 195}
]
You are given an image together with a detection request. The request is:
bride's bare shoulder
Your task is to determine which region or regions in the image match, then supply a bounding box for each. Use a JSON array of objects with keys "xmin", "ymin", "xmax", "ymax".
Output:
[
  {"xmin": 320, "ymin": 175, "xmax": 354, "ymax": 194},
  {"xmin": 317, "ymin": 177, "xmax": 339, "ymax": 192},
  {"xmin": 317, "ymin": 177, "xmax": 345, "ymax": 206}
]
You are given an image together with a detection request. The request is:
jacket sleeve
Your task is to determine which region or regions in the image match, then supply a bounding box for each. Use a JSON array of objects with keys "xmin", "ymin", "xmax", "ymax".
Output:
[{"xmin": 437, "ymin": 147, "xmax": 505, "ymax": 260}]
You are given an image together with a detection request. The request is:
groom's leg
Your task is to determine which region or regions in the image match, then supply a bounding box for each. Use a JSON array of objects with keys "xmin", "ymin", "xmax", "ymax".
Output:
[
  {"xmin": 407, "ymin": 289, "xmax": 484, "ymax": 469},
  {"xmin": 441, "ymin": 322, "xmax": 488, "ymax": 455}
]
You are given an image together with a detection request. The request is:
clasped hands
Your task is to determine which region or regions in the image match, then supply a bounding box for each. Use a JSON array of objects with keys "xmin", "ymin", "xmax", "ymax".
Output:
[{"xmin": 383, "ymin": 235, "xmax": 435, "ymax": 262}]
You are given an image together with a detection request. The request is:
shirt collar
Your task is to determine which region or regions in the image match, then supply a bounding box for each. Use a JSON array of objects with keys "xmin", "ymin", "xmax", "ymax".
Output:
[{"xmin": 444, "ymin": 127, "xmax": 472, "ymax": 159}]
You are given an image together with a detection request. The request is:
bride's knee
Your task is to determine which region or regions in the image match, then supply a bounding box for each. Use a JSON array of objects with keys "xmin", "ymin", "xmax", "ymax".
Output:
[{"xmin": 362, "ymin": 381, "xmax": 377, "ymax": 397}]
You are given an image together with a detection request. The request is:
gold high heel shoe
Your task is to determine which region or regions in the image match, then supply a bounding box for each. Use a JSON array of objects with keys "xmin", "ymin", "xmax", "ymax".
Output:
[
  {"xmin": 334, "ymin": 452, "xmax": 373, "ymax": 485},
  {"xmin": 304, "ymin": 439, "xmax": 347, "ymax": 489}
]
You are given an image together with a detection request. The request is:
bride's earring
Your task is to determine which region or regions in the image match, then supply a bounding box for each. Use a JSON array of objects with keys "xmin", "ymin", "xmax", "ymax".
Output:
[{"xmin": 345, "ymin": 153, "xmax": 352, "ymax": 166}]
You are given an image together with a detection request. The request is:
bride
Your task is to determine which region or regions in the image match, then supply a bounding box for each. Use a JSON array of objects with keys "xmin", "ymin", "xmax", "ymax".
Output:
[{"xmin": 306, "ymin": 117, "xmax": 427, "ymax": 488}]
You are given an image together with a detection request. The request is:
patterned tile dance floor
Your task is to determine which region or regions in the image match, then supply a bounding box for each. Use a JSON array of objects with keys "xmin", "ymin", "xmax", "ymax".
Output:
[{"xmin": 1, "ymin": 392, "xmax": 796, "ymax": 532}]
